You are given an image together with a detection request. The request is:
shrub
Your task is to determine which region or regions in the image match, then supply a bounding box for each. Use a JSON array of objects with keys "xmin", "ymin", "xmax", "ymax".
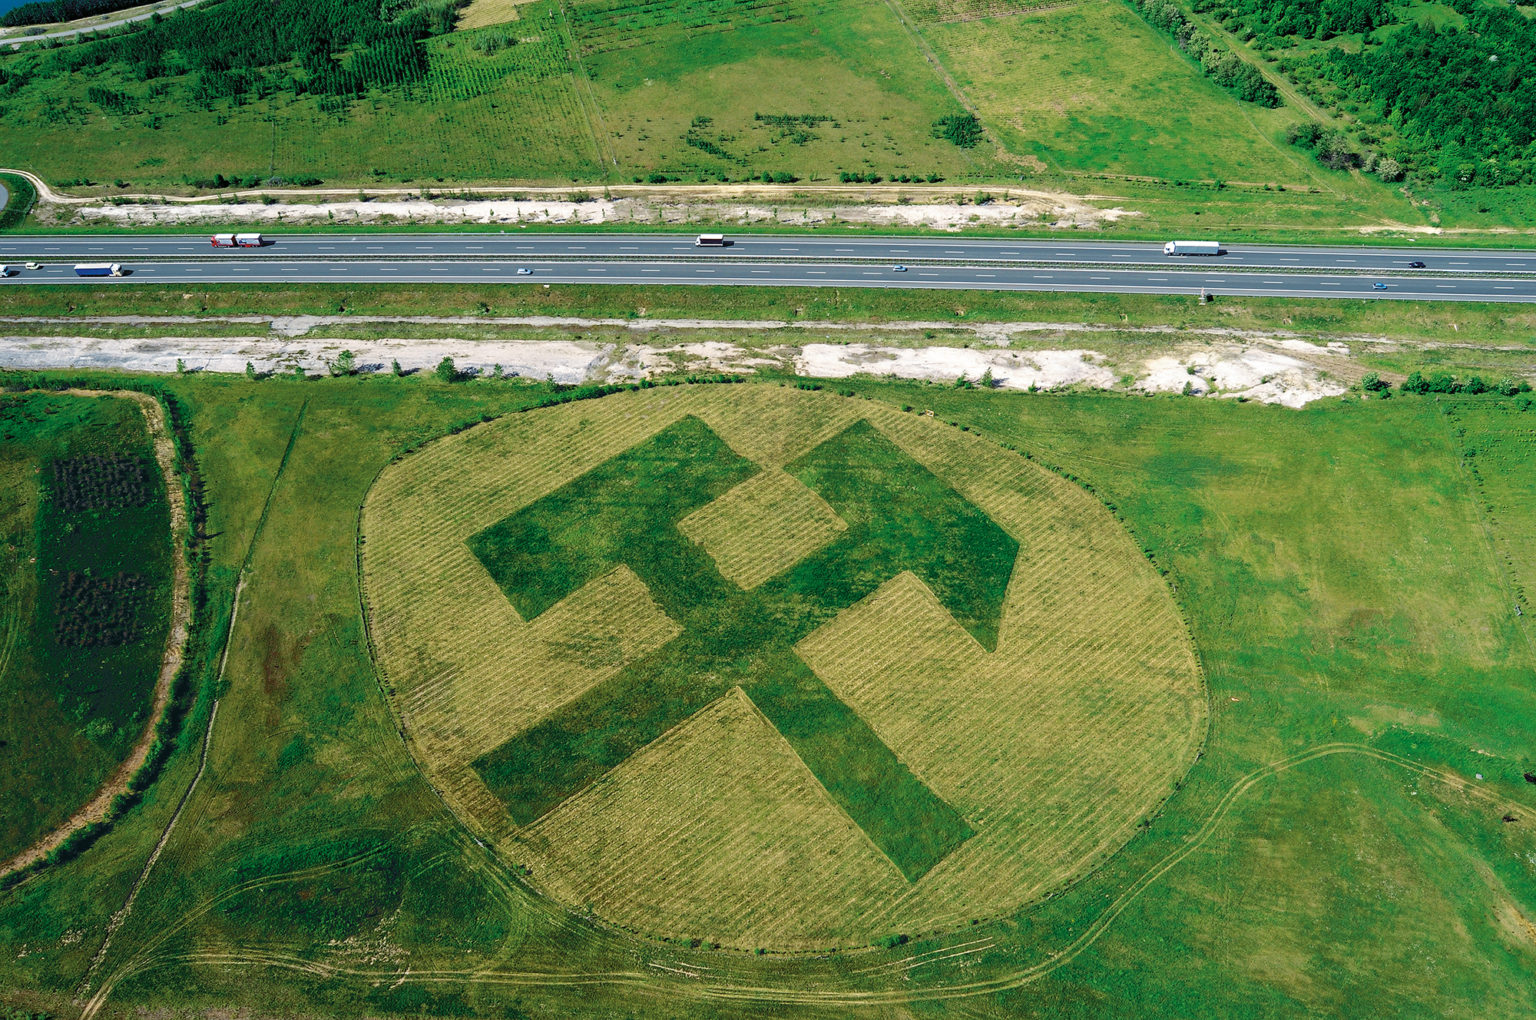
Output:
[{"xmin": 934, "ymin": 113, "xmax": 983, "ymax": 148}]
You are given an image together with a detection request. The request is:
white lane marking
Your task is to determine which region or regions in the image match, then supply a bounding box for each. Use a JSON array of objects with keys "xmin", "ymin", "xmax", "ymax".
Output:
[
  {"xmin": 978, "ymin": 274, "xmax": 996, "ymax": 278},
  {"xmin": 329, "ymin": 268, "xmax": 347, "ymax": 272},
  {"xmin": 1278, "ymin": 258, "xmax": 1300, "ymax": 262},
  {"xmin": 1320, "ymin": 282, "xmax": 1340, "ymax": 287},
  {"xmin": 641, "ymin": 269, "xmax": 660, "ymax": 273},
  {"xmin": 945, "ymin": 249, "xmax": 964, "ymax": 254},
  {"xmin": 1090, "ymin": 276, "xmax": 1109, "ymax": 281},
  {"xmin": 1111, "ymin": 254, "xmax": 1130, "ymax": 258},
  {"xmin": 1147, "ymin": 276, "xmax": 1167, "ymax": 281},
  {"xmin": 890, "ymin": 248, "xmax": 909, "ymax": 253},
  {"xmin": 1495, "ymin": 285, "xmax": 1515, "ymax": 290},
  {"xmin": 1436, "ymin": 284, "xmax": 1455, "ymax": 289},
  {"xmin": 366, "ymin": 246, "xmax": 383, "ymax": 250},
  {"xmin": 696, "ymin": 269, "xmax": 714, "ymax": 274},
  {"xmin": 751, "ymin": 270, "xmax": 770, "ymax": 274},
  {"xmin": 621, "ymin": 246, "xmax": 638, "ymax": 250},
  {"xmin": 1337, "ymin": 259, "xmax": 1356, "ymax": 263},
  {"xmin": 808, "ymin": 270, "xmax": 826, "ymax": 275},
  {"xmin": 232, "ymin": 268, "xmax": 250, "ymax": 273},
  {"xmin": 415, "ymin": 245, "xmax": 433, "ymax": 250},
  {"xmin": 185, "ymin": 268, "xmax": 203, "ymax": 273},
  {"xmin": 1000, "ymin": 251, "xmax": 1020, "ymax": 256},
  {"xmin": 280, "ymin": 268, "xmax": 299, "ymax": 273},
  {"xmin": 835, "ymin": 248, "xmax": 855, "ymax": 253},
  {"xmin": 318, "ymin": 246, "xmax": 335, "ymax": 251},
  {"xmin": 379, "ymin": 268, "xmax": 398, "ymax": 272},
  {"xmin": 1450, "ymin": 260, "xmax": 1468, "ymax": 265},
  {"xmin": 780, "ymin": 247, "xmax": 799, "ymax": 251}
]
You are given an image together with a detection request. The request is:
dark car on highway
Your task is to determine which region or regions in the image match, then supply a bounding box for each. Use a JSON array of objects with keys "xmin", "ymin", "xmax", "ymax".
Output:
[{"xmin": 1407, "ymin": 261, "xmax": 1427, "ymax": 268}]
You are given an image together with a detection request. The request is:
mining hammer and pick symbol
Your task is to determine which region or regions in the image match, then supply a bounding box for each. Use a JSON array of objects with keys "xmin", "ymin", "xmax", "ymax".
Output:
[{"xmin": 469, "ymin": 416, "xmax": 1019, "ymax": 881}]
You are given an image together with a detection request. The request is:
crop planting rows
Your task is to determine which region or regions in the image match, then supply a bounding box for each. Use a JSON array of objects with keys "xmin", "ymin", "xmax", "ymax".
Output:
[
  {"xmin": 903, "ymin": 0, "xmax": 1070, "ymax": 24},
  {"xmin": 523, "ymin": 688, "xmax": 905, "ymax": 947},
  {"xmin": 361, "ymin": 387, "xmax": 1204, "ymax": 947},
  {"xmin": 568, "ymin": 0, "xmax": 821, "ymax": 55},
  {"xmin": 419, "ymin": 20, "xmax": 601, "ymax": 177},
  {"xmin": 1453, "ymin": 404, "xmax": 1536, "ymax": 618},
  {"xmin": 677, "ymin": 470, "xmax": 847, "ymax": 591},
  {"xmin": 569, "ymin": 0, "xmax": 816, "ymax": 54}
]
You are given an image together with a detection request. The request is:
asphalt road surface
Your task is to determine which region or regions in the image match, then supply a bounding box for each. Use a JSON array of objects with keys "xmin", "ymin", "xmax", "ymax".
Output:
[
  {"xmin": 2, "ymin": 233, "xmax": 1534, "ymax": 301},
  {"xmin": 4, "ymin": 257, "xmax": 1535, "ymax": 302},
  {"xmin": 5, "ymin": 233, "xmax": 1536, "ymax": 272}
]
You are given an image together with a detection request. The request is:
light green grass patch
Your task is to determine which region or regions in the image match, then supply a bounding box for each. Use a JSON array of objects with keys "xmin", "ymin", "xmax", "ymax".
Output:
[
  {"xmin": 585, "ymin": 0, "xmax": 985, "ymax": 178},
  {"xmin": 922, "ymin": 0, "xmax": 1310, "ymax": 182}
]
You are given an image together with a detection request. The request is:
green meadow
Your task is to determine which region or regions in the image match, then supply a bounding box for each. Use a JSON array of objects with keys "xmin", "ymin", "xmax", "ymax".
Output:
[{"xmin": 0, "ymin": 370, "xmax": 1530, "ymax": 1017}]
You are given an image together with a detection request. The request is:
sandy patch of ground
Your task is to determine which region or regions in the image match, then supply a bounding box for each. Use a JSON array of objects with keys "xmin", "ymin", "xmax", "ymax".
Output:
[
  {"xmin": 0, "ymin": 326, "xmax": 1362, "ymax": 406},
  {"xmin": 1138, "ymin": 343, "xmax": 1348, "ymax": 407},
  {"xmin": 49, "ymin": 192, "xmax": 1133, "ymax": 232},
  {"xmin": 796, "ymin": 345, "xmax": 1117, "ymax": 391}
]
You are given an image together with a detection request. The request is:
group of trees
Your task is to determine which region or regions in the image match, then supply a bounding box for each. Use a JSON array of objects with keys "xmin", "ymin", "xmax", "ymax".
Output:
[
  {"xmin": 1129, "ymin": 0, "xmax": 1280, "ymax": 106},
  {"xmin": 18, "ymin": 0, "xmax": 465, "ymax": 105},
  {"xmin": 1318, "ymin": 2, "xmax": 1536, "ymax": 187},
  {"xmin": 2, "ymin": 0, "xmax": 140, "ymax": 28},
  {"xmin": 1192, "ymin": 0, "xmax": 1536, "ymax": 186},
  {"xmin": 1398, "ymin": 372, "xmax": 1532, "ymax": 397},
  {"xmin": 1191, "ymin": 0, "xmax": 1387, "ymax": 43}
]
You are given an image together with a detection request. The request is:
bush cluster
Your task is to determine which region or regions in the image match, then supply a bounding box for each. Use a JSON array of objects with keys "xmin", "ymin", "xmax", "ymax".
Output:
[
  {"xmin": 1129, "ymin": 0, "xmax": 1280, "ymax": 106},
  {"xmin": 51, "ymin": 454, "xmax": 151, "ymax": 511}
]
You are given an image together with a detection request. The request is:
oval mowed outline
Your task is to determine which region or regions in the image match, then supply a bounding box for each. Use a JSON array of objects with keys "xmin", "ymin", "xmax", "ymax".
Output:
[{"xmin": 359, "ymin": 384, "xmax": 1207, "ymax": 950}]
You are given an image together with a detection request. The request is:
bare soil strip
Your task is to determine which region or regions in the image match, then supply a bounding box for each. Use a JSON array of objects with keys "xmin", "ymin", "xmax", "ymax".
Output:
[{"xmin": 0, "ymin": 389, "xmax": 192, "ymax": 881}]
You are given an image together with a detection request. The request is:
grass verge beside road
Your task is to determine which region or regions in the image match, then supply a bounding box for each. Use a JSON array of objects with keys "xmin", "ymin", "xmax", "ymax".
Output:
[{"xmin": 4, "ymin": 283, "xmax": 1536, "ymax": 346}]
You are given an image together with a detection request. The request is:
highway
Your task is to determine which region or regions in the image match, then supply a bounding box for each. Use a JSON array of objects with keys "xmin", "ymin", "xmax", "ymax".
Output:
[
  {"xmin": 4, "ymin": 257, "xmax": 1536, "ymax": 302},
  {"xmin": 2, "ymin": 233, "xmax": 1535, "ymax": 301},
  {"xmin": 5, "ymin": 232, "xmax": 1536, "ymax": 273}
]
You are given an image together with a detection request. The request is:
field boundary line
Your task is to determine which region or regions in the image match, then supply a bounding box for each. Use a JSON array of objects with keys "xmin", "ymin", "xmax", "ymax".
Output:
[{"xmin": 0, "ymin": 389, "xmax": 193, "ymax": 882}]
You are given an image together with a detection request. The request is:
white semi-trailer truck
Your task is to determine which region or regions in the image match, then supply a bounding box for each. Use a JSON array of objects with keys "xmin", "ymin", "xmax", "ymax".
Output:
[{"xmin": 1164, "ymin": 240, "xmax": 1223, "ymax": 256}]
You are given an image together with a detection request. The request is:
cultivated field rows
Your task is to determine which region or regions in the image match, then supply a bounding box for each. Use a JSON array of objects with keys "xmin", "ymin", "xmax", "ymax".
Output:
[{"xmin": 360, "ymin": 386, "xmax": 1205, "ymax": 947}]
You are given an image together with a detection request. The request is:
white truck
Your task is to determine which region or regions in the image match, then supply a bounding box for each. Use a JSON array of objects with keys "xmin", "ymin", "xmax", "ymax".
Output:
[
  {"xmin": 1163, "ymin": 240, "xmax": 1223, "ymax": 256},
  {"xmin": 212, "ymin": 233, "xmax": 264, "ymax": 247},
  {"xmin": 695, "ymin": 233, "xmax": 728, "ymax": 246},
  {"xmin": 74, "ymin": 263, "xmax": 124, "ymax": 277}
]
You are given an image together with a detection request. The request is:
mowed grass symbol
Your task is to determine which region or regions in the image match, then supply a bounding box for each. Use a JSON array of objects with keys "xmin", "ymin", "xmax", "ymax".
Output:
[{"xmin": 468, "ymin": 415, "xmax": 1017, "ymax": 881}]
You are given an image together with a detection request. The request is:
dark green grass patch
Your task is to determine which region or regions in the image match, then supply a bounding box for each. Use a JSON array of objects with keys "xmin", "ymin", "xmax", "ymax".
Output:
[
  {"xmin": 0, "ymin": 393, "xmax": 172, "ymax": 861},
  {"xmin": 0, "ymin": 173, "xmax": 37, "ymax": 232},
  {"xmin": 469, "ymin": 414, "xmax": 1004, "ymax": 879}
]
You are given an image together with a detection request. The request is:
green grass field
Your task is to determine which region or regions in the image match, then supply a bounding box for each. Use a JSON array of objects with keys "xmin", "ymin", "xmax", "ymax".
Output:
[
  {"xmin": 0, "ymin": 372, "xmax": 1534, "ymax": 1017},
  {"xmin": 0, "ymin": 392, "xmax": 172, "ymax": 864}
]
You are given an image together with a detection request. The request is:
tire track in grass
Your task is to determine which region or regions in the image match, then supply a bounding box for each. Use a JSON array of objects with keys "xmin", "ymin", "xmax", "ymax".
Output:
[
  {"xmin": 76, "ymin": 740, "xmax": 1513, "ymax": 1009},
  {"xmin": 77, "ymin": 399, "xmax": 308, "ymax": 1010}
]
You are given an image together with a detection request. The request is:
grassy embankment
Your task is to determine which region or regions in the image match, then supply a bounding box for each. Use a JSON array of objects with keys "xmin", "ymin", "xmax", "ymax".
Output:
[
  {"xmin": 0, "ymin": 371, "xmax": 1531, "ymax": 1017},
  {"xmin": 3, "ymin": 281, "xmax": 1536, "ymax": 346}
]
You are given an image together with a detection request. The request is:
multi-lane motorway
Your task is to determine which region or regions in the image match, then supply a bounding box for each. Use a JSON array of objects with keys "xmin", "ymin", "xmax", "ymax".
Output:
[{"xmin": 3, "ymin": 233, "xmax": 1535, "ymax": 301}]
